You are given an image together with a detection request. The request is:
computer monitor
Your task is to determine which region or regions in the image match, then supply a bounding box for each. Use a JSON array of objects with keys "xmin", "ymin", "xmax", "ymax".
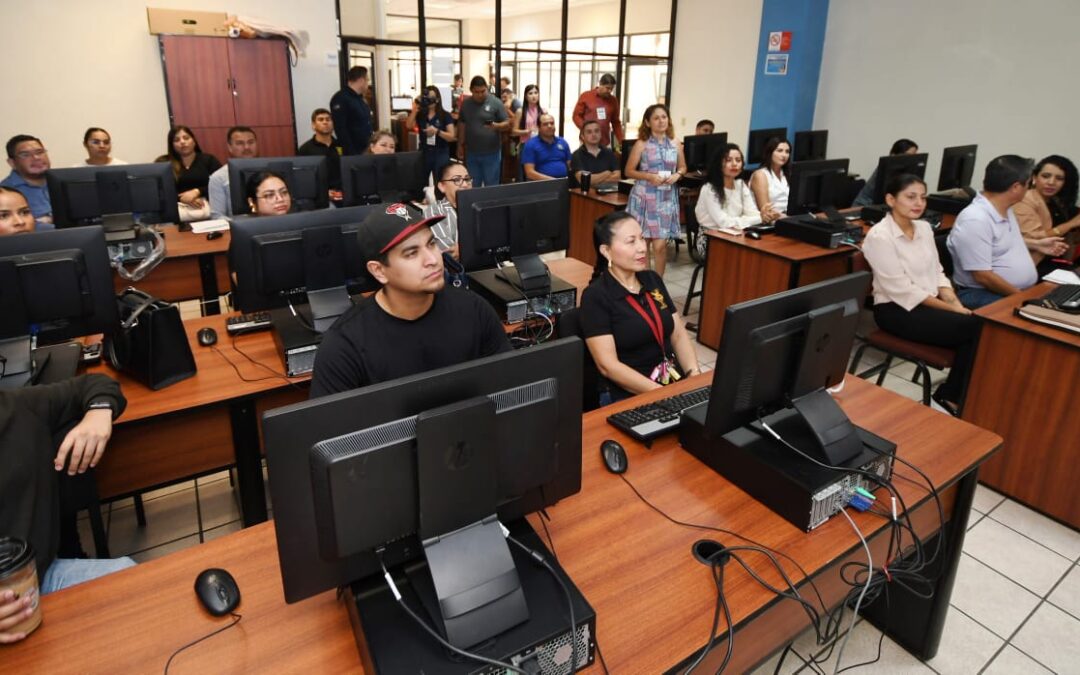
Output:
[
  {"xmin": 47, "ymin": 163, "xmax": 179, "ymax": 240},
  {"xmin": 786, "ymin": 158, "xmax": 851, "ymax": 215},
  {"xmin": 618, "ymin": 138, "xmax": 636, "ymax": 178},
  {"xmin": 698, "ymin": 272, "xmax": 870, "ymax": 465},
  {"xmin": 747, "ymin": 127, "xmax": 788, "ymax": 166},
  {"xmin": 683, "ymin": 132, "xmax": 729, "ymax": 173},
  {"xmin": 871, "ymin": 152, "xmax": 928, "ymax": 205},
  {"xmin": 228, "ymin": 205, "xmax": 380, "ymax": 328},
  {"xmin": 938, "ymin": 145, "xmax": 977, "ymax": 191},
  {"xmin": 0, "ymin": 226, "xmax": 120, "ymax": 387},
  {"xmin": 793, "ymin": 130, "xmax": 828, "ymax": 162},
  {"xmin": 227, "ymin": 156, "xmax": 329, "ymax": 215},
  {"xmin": 264, "ymin": 338, "xmax": 583, "ymax": 647},
  {"xmin": 456, "ymin": 178, "xmax": 570, "ymax": 296},
  {"xmin": 340, "ymin": 151, "xmax": 426, "ymax": 206}
]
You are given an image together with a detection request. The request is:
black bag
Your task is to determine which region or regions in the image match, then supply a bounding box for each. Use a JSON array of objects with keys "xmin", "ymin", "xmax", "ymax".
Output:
[{"xmin": 105, "ymin": 288, "xmax": 197, "ymax": 390}]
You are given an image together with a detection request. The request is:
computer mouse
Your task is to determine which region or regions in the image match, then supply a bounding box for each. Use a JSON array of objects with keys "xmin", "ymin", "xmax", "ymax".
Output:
[
  {"xmin": 746, "ymin": 230, "xmax": 762, "ymax": 240},
  {"xmin": 194, "ymin": 568, "xmax": 241, "ymax": 616},
  {"xmin": 600, "ymin": 439, "xmax": 628, "ymax": 474},
  {"xmin": 206, "ymin": 231, "xmax": 223, "ymax": 241},
  {"xmin": 197, "ymin": 327, "xmax": 218, "ymax": 347}
]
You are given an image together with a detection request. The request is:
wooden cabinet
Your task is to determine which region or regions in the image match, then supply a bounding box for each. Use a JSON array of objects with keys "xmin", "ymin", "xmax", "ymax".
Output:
[{"xmin": 160, "ymin": 36, "xmax": 296, "ymax": 162}]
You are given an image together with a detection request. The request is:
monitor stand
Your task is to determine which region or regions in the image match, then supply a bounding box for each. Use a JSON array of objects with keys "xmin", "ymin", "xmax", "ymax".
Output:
[
  {"xmin": 0, "ymin": 336, "xmax": 33, "ymax": 389},
  {"xmin": 307, "ymin": 287, "xmax": 352, "ymax": 333},
  {"xmin": 302, "ymin": 226, "xmax": 353, "ymax": 333},
  {"xmin": 495, "ymin": 254, "xmax": 551, "ymax": 297}
]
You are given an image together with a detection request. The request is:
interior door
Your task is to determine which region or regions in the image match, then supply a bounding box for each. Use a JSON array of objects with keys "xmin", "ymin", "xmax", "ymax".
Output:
[
  {"xmin": 227, "ymin": 39, "xmax": 297, "ymax": 156},
  {"xmin": 160, "ymin": 36, "xmax": 234, "ymax": 162}
]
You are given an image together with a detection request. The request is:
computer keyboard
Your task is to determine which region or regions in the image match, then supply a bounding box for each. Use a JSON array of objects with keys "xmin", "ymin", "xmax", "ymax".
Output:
[
  {"xmin": 226, "ymin": 311, "xmax": 273, "ymax": 335},
  {"xmin": 606, "ymin": 386, "xmax": 711, "ymax": 443},
  {"xmin": 1040, "ymin": 284, "xmax": 1080, "ymax": 313}
]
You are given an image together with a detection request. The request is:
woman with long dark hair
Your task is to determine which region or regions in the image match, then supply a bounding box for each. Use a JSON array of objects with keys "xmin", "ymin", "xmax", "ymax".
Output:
[
  {"xmin": 163, "ymin": 125, "xmax": 221, "ymax": 221},
  {"xmin": 511, "ymin": 85, "xmax": 545, "ymax": 149},
  {"xmin": 580, "ymin": 211, "xmax": 699, "ymax": 404},
  {"xmin": 749, "ymin": 136, "xmax": 791, "ymax": 223},
  {"xmin": 406, "ymin": 85, "xmax": 456, "ymax": 183},
  {"xmin": 1014, "ymin": 155, "xmax": 1080, "ymax": 271},
  {"xmin": 693, "ymin": 143, "xmax": 760, "ymax": 259}
]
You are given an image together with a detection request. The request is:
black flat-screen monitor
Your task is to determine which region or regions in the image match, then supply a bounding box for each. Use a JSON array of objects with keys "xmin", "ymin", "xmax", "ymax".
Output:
[
  {"xmin": 787, "ymin": 158, "xmax": 850, "ymax": 215},
  {"xmin": 340, "ymin": 151, "xmax": 426, "ymax": 207},
  {"xmin": 794, "ymin": 130, "xmax": 828, "ymax": 162},
  {"xmin": 747, "ymin": 127, "xmax": 788, "ymax": 166},
  {"xmin": 264, "ymin": 339, "xmax": 583, "ymax": 633},
  {"xmin": 683, "ymin": 132, "xmax": 729, "ymax": 173},
  {"xmin": 227, "ymin": 156, "xmax": 329, "ymax": 215},
  {"xmin": 47, "ymin": 163, "xmax": 179, "ymax": 234},
  {"xmin": 456, "ymin": 178, "xmax": 570, "ymax": 295},
  {"xmin": 702, "ymin": 272, "xmax": 870, "ymax": 464},
  {"xmin": 618, "ymin": 139, "xmax": 636, "ymax": 178},
  {"xmin": 938, "ymin": 145, "xmax": 977, "ymax": 191},
  {"xmin": 228, "ymin": 205, "xmax": 380, "ymax": 315},
  {"xmin": 872, "ymin": 152, "xmax": 928, "ymax": 205}
]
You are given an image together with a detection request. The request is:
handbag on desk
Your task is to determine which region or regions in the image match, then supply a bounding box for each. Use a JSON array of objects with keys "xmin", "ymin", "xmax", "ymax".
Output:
[{"xmin": 105, "ymin": 288, "xmax": 197, "ymax": 390}]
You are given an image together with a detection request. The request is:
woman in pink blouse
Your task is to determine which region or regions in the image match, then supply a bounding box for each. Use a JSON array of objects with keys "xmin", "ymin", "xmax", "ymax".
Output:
[{"xmin": 861, "ymin": 173, "xmax": 979, "ymax": 416}]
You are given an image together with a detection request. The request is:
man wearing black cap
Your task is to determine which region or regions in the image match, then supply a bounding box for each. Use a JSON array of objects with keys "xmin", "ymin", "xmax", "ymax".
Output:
[{"xmin": 309, "ymin": 203, "xmax": 512, "ymax": 397}]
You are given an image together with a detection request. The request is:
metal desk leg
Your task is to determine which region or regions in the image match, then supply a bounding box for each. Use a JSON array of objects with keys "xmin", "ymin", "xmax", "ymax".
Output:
[
  {"xmin": 198, "ymin": 253, "xmax": 221, "ymax": 316},
  {"xmin": 230, "ymin": 398, "xmax": 268, "ymax": 526}
]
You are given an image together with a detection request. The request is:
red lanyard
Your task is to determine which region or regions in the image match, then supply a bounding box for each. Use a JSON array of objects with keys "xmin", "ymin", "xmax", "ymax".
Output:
[{"xmin": 625, "ymin": 291, "xmax": 666, "ymax": 356}]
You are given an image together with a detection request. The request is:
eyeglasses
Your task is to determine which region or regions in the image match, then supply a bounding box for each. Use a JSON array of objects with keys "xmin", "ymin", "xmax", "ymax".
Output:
[
  {"xmin": 440, "ymin": 175, "xmax": 474, "ymax": 186},
  {"xmin": 15, "ymin": 149, "xmax": 47, "ymax": 160},
  {"xmin": 257, "ymin": 188, "xmax": 291, "ymax": 201}
]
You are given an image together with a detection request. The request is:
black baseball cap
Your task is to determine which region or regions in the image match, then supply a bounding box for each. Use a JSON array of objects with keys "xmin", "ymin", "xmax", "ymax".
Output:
[{"xmin": 357, "ymin": 202, "xmax": 445, "ymax": 262}]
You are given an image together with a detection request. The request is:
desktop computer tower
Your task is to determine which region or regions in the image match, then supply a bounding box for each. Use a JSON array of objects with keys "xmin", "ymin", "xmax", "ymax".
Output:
[
  {"xmin": 346, "ymin": 522, "xmax": 596, "ymax": 674},
  {"xmin": 468, "ymin": 269, "xmax": 578, "ymax": 324}
]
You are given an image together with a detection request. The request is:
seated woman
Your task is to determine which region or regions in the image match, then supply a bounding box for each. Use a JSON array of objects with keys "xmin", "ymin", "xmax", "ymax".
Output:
[
  {"xmin": 163, "ymin": 125, "xmax": 221, "ymax": 222},
  {"xmin": 862, "ymin": 173, "xmax": 978, "ymax": 416},
  {"xmin": 1014, "ymin": 155, "xmax": 1080, "ymax": 273},
  {"xmin": 749, "ymin": 136, "xmax": 791, "ymax": 223},
  {"xmin": 245, "ymin": 171, "xmax": 292, "ymax": 217},
  {"xmin": 581, "ymin": 211, "xmax": 700, "ymax": 404},
  {"xmin": 79, "ymin": 127, "xmax": 126, "ymax": 166},
  {"xmin": 0, "ymin": 186, "xmax": 36, "ymax": 235},
  {"xmin": 422, "ymin": 160, "xmax": 473, "ymax": 258},
  {"xmin": 853, "ymin": 138, "xmax": 919, "ymax": 207},
  {"xmin": 367, "ymin": 130, "xmax": 397, "ymax": 155},
  {"xmin": 694, "ymin": 143, "xmax": 761, "ymax": 259}
]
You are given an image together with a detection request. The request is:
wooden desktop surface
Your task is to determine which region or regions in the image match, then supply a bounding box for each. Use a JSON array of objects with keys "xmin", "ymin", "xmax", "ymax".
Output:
[
  {"xmin": 4, "ymin": 375, "xmax": 1001, "ymax": 673},
  {"xmin": 963, "ymin": 282, "xmax": 1080, "ymax": 527},
  {"xmin": 568, "ymin": 189, "xmax": 628, "ymax": 266},
  {"xmin": 112, "ymin": 225, "xmax": 231, "ymax": 304}
]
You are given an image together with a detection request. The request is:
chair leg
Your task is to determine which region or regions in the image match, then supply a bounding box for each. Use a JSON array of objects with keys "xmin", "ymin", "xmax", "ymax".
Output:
[
  {"xmin": 133, "ymin": 494, "xmax": 147, "ymax": 527},
  {"xmin": 87, "ymin": 502, "xmax": 110, "ymax": 558},
  {"xmin": 849, "ymin": 343, "xmax": 869, "ymax": 374},
  {"xmin": 875, "ymin": 355, "xmax": 894, "ymax": 386},
  {"xmin": 683, "ymin": 264, "xmax": 704, "ymax": 316},
  {"xmin": 917, "ymin": 364, "xmax": 932, "ymax": 406}
]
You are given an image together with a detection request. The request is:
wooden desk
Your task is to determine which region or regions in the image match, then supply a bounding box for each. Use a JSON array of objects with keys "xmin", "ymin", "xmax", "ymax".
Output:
[
  {"xmin": 113, "ymin": 225, "xmax": 231, "ymax": 315},
  {"xmin": 696, "ymin": 230, "xmax": 854, "ymax": 349},
  {"xmin": 568, "ymin": 189, "xmax": 627, "ymax": 266},
  {"xmin": 963, "ymin": 283, "xmax": 1080, "ymax": 528},
  {"xmin": 5, "ymin": 376, "xmax": 1000, "ymax": 673}
]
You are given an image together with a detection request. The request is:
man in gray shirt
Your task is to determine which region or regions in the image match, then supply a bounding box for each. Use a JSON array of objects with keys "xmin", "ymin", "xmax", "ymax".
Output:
[
  {"xmin": 456, "ymin": 76, "xmax": 510, "ymax": 187},
  {"xmin": 947, "ymin": 155, "xmax": 1066, "ymax": 309},
  {"xmin": 208, "ymin": 127, "xmax": 258, "ymax": 218}
]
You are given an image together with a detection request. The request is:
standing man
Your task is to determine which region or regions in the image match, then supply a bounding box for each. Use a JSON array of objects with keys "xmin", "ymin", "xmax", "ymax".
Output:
[
  {"xmin": 298, "ymin": 108, "xmax": 345, "ymax": 203},
  {"xmin": 695, "ymin": 119, "xmax": 716, "ymax": 135},
  {"xmin": 457, "ymin": 76, "xmax": 511, "ymax": 188},
  {"xmin": 521, "ymin": 114, "xmax": 571, "ymax": 181},
  {"xmin": 331, "ymin": 66, "xmax": 373, "ymax": 156},
  {"xmin": 572, "ymin": 74, "xmax": 624, "ymax": 150},
  {"xmin": 570, "ymin": 120, "xmax": 621, "ymax": 187},
  {"xmin": 207, "ymin": 126, "xmax": 258, "ymax": 218},
  {"xmin": 3, "ymin": 135, "xmax": 53, "ymax": 229}
]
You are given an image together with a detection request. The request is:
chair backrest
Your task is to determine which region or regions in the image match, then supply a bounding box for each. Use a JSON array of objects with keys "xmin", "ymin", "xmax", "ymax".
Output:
[
  {"xmin": 934, "ymin": 232, "xmax": 954, "ymax": 279},
  {"xmin": 556, "ymin": 308, "xmax": 601, "ymax": 412}
]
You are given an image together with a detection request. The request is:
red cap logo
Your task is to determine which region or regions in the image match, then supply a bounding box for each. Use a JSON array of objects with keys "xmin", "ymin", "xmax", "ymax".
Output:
[{"xmin": 385, "ymin": 203, "xmax": 411, "ymax": 221}]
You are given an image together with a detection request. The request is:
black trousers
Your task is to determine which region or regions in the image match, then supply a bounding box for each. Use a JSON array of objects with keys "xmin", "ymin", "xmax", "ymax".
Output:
[{"xmin": 872, "ymin": 302, "xmax": 980, "ymax": 402}]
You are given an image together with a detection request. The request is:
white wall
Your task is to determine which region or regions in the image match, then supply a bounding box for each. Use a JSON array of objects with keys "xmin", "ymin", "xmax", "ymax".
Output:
[
  {"xmin": 0, "ymin": 0, "xmax": 339, "ymax": 168},
  {"xmin": 670, "ymin": 0, "xmax": 763, "ymax": 148},
  {"xmin": 816, "ymin": 0, "xmax": 1080, "ymax": 186}
]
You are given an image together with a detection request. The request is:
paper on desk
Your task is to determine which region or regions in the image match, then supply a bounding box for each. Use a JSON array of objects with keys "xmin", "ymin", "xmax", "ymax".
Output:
[
  {"xmin": 1042, "ymin": 268, "xmax": 1080, "ymax": 285},
  {"xmin": 190, "ymin": 219, "xmax": 231, "ymax": 233}
]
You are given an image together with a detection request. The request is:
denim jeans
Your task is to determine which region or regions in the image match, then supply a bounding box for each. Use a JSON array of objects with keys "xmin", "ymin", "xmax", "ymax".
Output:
[
  {"xmin": 956, "ymin": 286, "xmax": 1005, "ymax": 310},
  {"xmin": 467, "ymin": 150, "xmax": 502, "ymax": 188},
  {"xmin": 40, "ymin": 556, "xmax": 137, "ymax": 594}
]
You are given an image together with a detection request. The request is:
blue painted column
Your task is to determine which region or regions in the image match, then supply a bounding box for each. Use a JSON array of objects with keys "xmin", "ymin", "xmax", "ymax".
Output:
[{"xmin": 747, "ymin": 0, "xmax": 830, "ymax": 153}]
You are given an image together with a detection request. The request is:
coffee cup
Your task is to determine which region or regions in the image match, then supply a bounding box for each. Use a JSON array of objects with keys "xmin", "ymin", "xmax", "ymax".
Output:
[
  {"xmin": 579, "ymin": 171, "xmax": 592, "ymax": 193},
  {"xmin": 0, "ymin": 537, "xmax": 43, "ymax": 638}
]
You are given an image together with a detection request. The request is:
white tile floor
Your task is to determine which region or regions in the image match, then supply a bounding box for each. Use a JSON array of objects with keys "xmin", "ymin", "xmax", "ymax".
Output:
[{"xmin": 91, "ymin": 245, "xmax": 1078, "ymax": 674}]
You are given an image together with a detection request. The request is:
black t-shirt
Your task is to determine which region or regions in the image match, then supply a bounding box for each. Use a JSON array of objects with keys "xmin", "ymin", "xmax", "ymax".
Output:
[
  {"xmin": 310, "ymin": 287, "xmax": 513, "ymax": 398},
  {"xmin": 570, "ymin": 145, "xmax": 619, "ymax": 179},
  {"xmin": 175, "ymin": 153, "xmax": 222, "ymax": 196},
  {"xmin": 297, "ymin": 135, "xmax": 344, "ymax": 190},
  {"xmin": 580, "ymin": 270, "xmax": 677, "ymax": 380}
]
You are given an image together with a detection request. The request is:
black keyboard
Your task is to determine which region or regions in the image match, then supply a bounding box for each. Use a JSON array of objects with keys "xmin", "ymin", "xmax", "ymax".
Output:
[
  {"xmin": 226, "ymin": 311, "xmax": 272, "ymax": 335},
  {"xmin": 1041, "ymin": 284, "xmax": 1080, "ymax": 313},
  {"xmin": 606, "ymin": 386, "xmax": 711, "ymax": 442}
]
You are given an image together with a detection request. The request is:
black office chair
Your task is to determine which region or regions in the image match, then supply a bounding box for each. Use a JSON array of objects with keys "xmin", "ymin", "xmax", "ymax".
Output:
[{"xmin": 556, "ymin": 309, "xmax": 601, "ymax": 412}]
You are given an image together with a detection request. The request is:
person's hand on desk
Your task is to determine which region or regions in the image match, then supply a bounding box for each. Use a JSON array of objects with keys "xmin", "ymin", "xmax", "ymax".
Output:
[
  {"xmin": 0, "ymin": 590, "xmax": 33, "ymax": 644},
  {"xmin": 178, "ymin": 189, "xmax": 204, "ymax": 208},
  {"xmin": 760, "ymin": 203, "xmax": 783, "ymax": 223},
  {"xmin": 54, "ymin": 408, "xmax": 114, "ymax": 476}
]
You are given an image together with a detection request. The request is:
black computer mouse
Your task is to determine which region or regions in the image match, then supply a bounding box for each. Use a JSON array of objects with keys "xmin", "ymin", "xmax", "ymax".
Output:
[
  {"xmin": 206, "ymin": 231, "xmax": 224, "ymax": 241},
  {"xmin": 194, "ymin": 568, "xmax": 241, "ymax": 616},
  {"xmin": 746, "ymin": 230, "xmax": 762, "ymax": 240},
  {"xmin": 600, "ymin": 439, "xmax": 628, "ymax": 474},
  {"xmin": 197, "ymin": 327, "xmax": 218, "ymax": 347}
]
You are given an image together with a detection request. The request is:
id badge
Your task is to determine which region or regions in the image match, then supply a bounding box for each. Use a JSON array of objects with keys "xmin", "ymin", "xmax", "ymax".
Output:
[
  {"xmin": 426, "ymin": 131, "xmax": 437, "ymax": 146},
  {"xmin": 596, "ymin": 107, "xmax": 607, "ymax": 121}
]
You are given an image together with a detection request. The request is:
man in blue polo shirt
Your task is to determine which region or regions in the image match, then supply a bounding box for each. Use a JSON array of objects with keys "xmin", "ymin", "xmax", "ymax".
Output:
[
  {"xmin": 2, "ymin": 135, "xmax": 53, "ymax": 229},
  {"xmin": 522, "ymin": 114, "xmax": 571, "ymax": 181}
]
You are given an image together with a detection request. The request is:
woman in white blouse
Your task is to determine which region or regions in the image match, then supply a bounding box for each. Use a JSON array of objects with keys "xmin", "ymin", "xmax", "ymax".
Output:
[
  {"xmin": 694, "ymin": 143, "xmax": 760, "ymax": 260},
  {"xmin": 862, "ymin": 173, "xmax": 979, "ymax": 416},
  {"xmin": 749, "ymin": 135, "xmax": 790, "ymax": 223}
]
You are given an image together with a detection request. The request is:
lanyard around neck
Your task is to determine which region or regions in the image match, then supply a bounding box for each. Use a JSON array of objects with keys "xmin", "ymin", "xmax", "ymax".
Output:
[{"xmin": 624, "ymin": 290, "xmax": 665, "ymax": 355}]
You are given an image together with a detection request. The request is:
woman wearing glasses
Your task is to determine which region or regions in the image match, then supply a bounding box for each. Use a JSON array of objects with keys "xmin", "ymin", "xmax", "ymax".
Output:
[
  {"xmin": 245, "ymin": 171, "xmax": 292, "ymax": 217},
  {"xmin": 423, "ymin": 161, "xmax": 473, "ymax": 259}
]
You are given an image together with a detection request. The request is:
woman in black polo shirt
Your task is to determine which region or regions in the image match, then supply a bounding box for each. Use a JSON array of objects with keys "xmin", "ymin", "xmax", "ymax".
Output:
[{"xmin": 581, "ymin": 211, "xmax": 700, "ymax": 404}]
